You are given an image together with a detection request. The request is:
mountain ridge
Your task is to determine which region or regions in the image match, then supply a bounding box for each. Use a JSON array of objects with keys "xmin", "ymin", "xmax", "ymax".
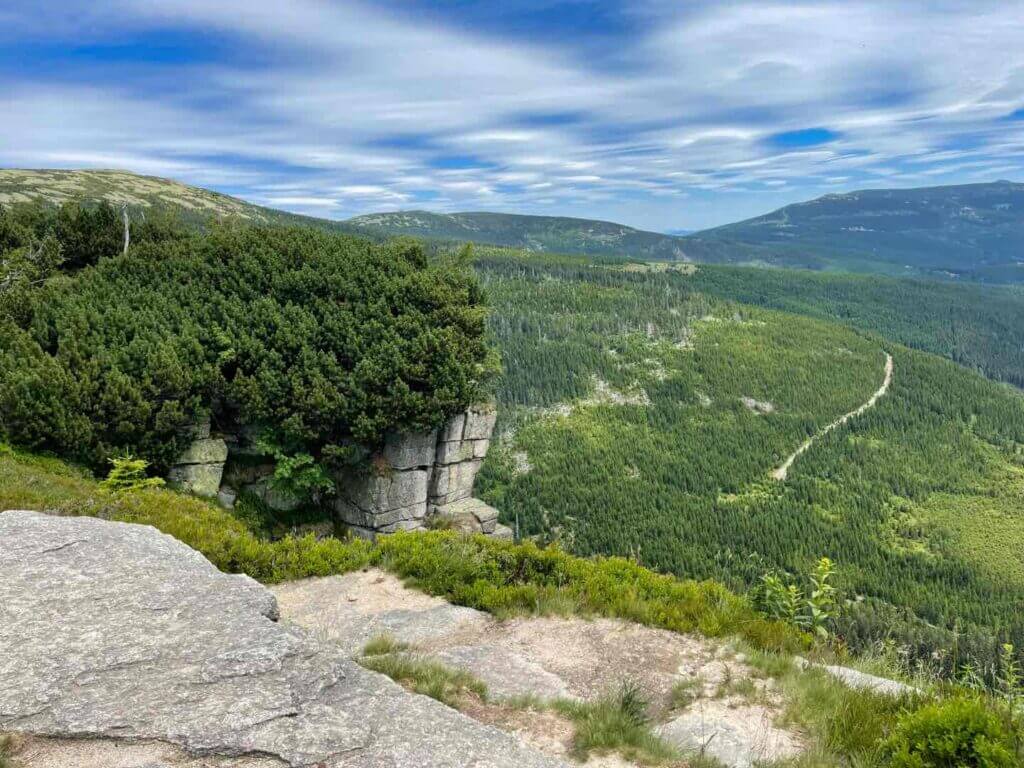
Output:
[{"xmin": 2, "ymin": 168, "xmax": 1022, "ymax": 282}]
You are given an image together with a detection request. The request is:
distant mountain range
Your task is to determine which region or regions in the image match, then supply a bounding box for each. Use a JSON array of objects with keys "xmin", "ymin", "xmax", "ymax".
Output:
[
  {"xmin": 0, "ymin": 168, "xmax": 361, "ymax": 235},
  {"xmin": 687, "ymin": 180, "xmax": 1024, "ymax": 282},
  {"xmin": 350, "ymin": 182, "xmax": 1024, "ymax": 282},
  {"xmin": 346, "ymin": 210, "xmax": 691, "ymax": 260},
  {"xmin": 2, "ymin": 169, "xmax": 1021, "ymax": 283}
]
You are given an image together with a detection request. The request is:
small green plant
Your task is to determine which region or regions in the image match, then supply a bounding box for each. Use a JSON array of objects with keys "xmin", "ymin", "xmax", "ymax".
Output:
[
  {"xmin": 756, "ymin": 557, "xmax": 839, "ymax": 640},
  {"xmin": 670, "ymin": 676, "xmax": 703, "ymax": 710},
  {"xmin": 554, "ymin": 681, "xmax": 677, "ymax": 765},
  {"xmin": 255, "ymin": 434, "xmax": 335, "ymax": 504},
  {"xmin": 883, "ymin": 697, "xmax": 1019, "ymax": 768},
  {"xmin": 759, "ymin": 572, "xmax": 802, "ymax": 625},
  {"xmin": 363, "ymin": 634, "xmax": 412, "ymax": 656},
  {"xmin": 804, "ymin": 557, "xmax": 838, "ymax": 639},
  {"xmin": 99, "ymin": 454, "xmax": 165, "ymax": 493},
  {"xmin": 997, "ymin": 643, "xmax": 1021, "ymax": 707},
  {"xmin": 358, "ymin": 653, "xmax": 487, "ymax": 708}
]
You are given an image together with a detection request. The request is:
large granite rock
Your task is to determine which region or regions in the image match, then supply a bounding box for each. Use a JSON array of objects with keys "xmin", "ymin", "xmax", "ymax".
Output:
[
  {"xmin": 168, "ymin": 437, "xmax": 228, "ymax": 497},
  {"xmin": 383, "ymin": 429, "xmax": 437, "ymax": 470},
  {"xmin": 0, "ymin": 511, "xmax": 565, "ymax": 768},
  {"xmin": 435, "ymin": 497, "xmax": 500, "ymax": 534}
]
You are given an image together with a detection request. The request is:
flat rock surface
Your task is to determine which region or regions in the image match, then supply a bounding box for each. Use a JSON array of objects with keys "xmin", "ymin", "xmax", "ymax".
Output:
[
  {"xmin": 0, "ymin": 511, "xmax": 566, "ymax": 768},
  {"xmin": 274, "ymin": 570, "xmax": 807, "ymax": 767},
  {"xmin": 655, "ymin": 702, "xmax": 801, "ymax": 768},
  {"xmin": 802, "ymin": 660, "xmax": 920, "ymax": 697},
  {"xmin": 271, "ymin": 570, "xmax": 490, "ymax": 655}
]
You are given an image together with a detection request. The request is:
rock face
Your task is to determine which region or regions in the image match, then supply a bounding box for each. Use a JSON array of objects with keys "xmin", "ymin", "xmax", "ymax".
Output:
[
  {"xmin": 333, "ymin": 402, "xmax": 501, "ymax": 539},
  {"xmin": 168, "ymin": 437, "xmax": 228, "ymax": 497},
  {"xmin": 0, "ymin": 511, "xmax": 565, "ymax": 768},
  {"xmin": 182, "ymin": 403, "xmax": 504, "ymax": 539}
]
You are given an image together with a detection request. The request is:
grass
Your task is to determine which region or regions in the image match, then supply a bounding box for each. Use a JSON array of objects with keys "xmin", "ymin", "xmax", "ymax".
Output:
[
  {"xmin": 5, "ymin": 443, "xmax": 1019, "ymax": 766},
  {"xmin": 669, "ymin": 677, "xmax": 703, "ymax": 711},
  {"xmin": 362, "ymin": 633, "xmax": 412, "ymax": 656},
  {"xmin": 357, "ymin": 636, "xmax": 487, "ymax": 708},
  {"xmin": 0, "ymin": 443, "xmax": 805, "ymax": 656},
  {"xmin": 772, "ymin": 667, "xmax": 921, "ymax": 767},
  {"xmin": 0, "ymin": 734, "xmax": 20, "ymax": 768},
  {"xmin": 552, "ymin": 682, "xmax": 680, "ymax": 766}
]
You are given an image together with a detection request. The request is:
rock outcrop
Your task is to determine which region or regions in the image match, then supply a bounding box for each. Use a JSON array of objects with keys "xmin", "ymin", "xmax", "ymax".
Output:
[
  {"xmin": 332, "ymin": 402, "xmax": 503, "ymax": 539},
  {"xmin": 0, "ymin": 511, "xmax": 565, "ymax": 768},
  {"xmin": 168, "ymin": 436, "xmax": 228, "ymax": 497},
  {"xmin": 174, "ymin": 403, "xmax": 507, "ymax": 539}
]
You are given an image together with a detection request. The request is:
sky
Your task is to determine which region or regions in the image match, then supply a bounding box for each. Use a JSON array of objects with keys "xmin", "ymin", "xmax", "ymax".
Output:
[{"xmin": 1, "ymin": 1, "xmax": 1023, "ymax": 231}]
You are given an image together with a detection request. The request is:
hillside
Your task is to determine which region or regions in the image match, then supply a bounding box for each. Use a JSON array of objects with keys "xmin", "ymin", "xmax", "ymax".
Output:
[
  {"xmin": 473, "ymin": 249, "xmax": 1024, "ymax": 671},
  {"xmin": 0, "ymin": 168, "xmax": 361, "ymax": 234},
  {"xmin": 686, "ymin": 181, "xmax": 1024, "ymax": 282},
  {"xmin": 347, "ymin": 210, "xmax": 689, "ymax": 260},
  {"xmin": 687, "ymin": 265, "xmax": 1024, "ymax": 389}
]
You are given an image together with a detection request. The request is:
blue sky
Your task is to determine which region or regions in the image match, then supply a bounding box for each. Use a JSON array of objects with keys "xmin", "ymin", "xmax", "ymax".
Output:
[{"xmin": 2, "ymin": 1, "xmax": 1023, "ymax": 230}]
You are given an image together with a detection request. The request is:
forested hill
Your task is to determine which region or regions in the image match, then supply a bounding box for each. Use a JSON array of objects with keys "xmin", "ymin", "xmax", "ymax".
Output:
[
  {"xmin": 0, "ymin": 169, "xmax": 363, "ymax": 234},
  {"xmin": 685, "ymin": 181, "xmax": 1024, "ymax": 282},
  {"xmin": 346, "ymin": 210, "xmax": 689, "ymax": 260}
]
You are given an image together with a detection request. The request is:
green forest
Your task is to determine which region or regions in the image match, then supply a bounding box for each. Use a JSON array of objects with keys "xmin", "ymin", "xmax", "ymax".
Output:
[
  {"xmin": 689, "ymin": 264, "xmax": 1024, "ymax": 389},
  {"xmin": 472, "ymin": 249, "xmax": 1024, "ymax": 674},
  {"xmin": 3, "ymin": 200, "xmax": 1024, "ymax": 681}
]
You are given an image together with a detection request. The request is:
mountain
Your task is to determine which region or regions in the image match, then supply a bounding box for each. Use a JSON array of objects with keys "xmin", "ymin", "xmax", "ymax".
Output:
[
  {"xmin": 348, "ymin": 183, "xmax": 1024, "ymax": 283},
  {"xmin": 0, "ymin": 168, "xmax": 362, "ymax": 235},
  {"xmin": 686, "ymin": 181, "xmax": 1024, "ymax": 282},
  {"xmin": 345, "ymin": 210, "xmax": 689, "ymax": 260},
  {"xmin": 4, "ymin": 169, "xmax": 1024, "ymax": 684},
  {"xmin": 7, "ymin": 170, "xmax": 1023, "ymax": 282}
]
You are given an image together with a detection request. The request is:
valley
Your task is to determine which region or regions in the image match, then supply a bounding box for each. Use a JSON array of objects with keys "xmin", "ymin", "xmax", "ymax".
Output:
[
  {"xmin": 1, "ymin": 173, "xmax": 1023, "ymax": 767},
  {"xmin": 472, "ymin": 249, "xmax": 1024, "ymax": 669}
]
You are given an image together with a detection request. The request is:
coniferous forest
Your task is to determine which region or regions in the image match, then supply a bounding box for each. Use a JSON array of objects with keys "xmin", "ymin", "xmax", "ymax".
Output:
[{"xmin": 472, "ymin": 249, "xmax": 1024, "ymax": 673}]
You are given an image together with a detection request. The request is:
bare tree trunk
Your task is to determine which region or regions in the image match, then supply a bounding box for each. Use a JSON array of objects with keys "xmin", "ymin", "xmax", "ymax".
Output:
[{"xmin": 122, "ymin": 204, "xmax": 130, "ymax": 256}]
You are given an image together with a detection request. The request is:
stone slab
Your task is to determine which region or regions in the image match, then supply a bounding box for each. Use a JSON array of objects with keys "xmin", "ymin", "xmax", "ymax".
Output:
[{"xmin": 0, "ymin": 511, "xmax": 566, "ymax": 768}]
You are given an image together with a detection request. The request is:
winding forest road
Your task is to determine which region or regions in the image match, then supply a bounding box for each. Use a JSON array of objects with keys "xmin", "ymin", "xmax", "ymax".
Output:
[{"xmin": 772, "ymin": 352, "xmax": 894, "ymax": 481}]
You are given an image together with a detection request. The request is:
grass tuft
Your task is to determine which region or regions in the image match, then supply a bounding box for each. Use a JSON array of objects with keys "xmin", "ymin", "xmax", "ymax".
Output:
[
  {"xmin": 554, "ymin": 682, "xmax": 678, "ymax": 765},
  {"xmin": 358, "ymin": 653, "xmax": 488, "ymax": 708},
  {"xmin": 362, "ymin": 633, "xmax": 412, "ymax": 657}
]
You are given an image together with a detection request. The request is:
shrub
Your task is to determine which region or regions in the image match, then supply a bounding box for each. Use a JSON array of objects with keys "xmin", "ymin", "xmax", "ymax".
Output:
[
  {"xmin": 99, "ymin": 454, "xmax": 166, "ymax": 493},
  {"xmin": 756, "ymin": 557, "xmax": 839, "ymax": 639},
  {"xmin": 0, "ymin": 224, "xmax": 495, "ymax": 471},
  {"xmin": 883, "ymin": 697, "xmax": 1020, "ymax": 768},
  {"xmin": 374, "ymin": 530, "xmax": 806, "ymax": 653}
]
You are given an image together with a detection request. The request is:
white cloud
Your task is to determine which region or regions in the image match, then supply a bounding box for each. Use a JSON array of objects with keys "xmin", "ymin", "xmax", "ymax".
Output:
[{"xmin": 1, "ymin": 0, "xmax": 1022, "ymax": 229}]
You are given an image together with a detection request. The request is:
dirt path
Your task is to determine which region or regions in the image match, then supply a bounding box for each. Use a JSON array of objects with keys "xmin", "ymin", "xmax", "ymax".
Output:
[{"xmin": 772, "ymin": 352, "xmax": 893, "ymax": 481}]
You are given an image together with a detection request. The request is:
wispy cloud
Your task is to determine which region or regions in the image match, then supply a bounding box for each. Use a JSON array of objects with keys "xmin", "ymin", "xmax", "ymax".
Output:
[{"xmin": 1, "ymin": 0, "xmax": 1022, "ymax": 228}]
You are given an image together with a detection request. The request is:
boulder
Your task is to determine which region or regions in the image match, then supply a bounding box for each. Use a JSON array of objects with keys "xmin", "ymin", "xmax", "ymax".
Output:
[
  {"xmin": 336, "ymin": 469, "xmax": 429, "ymax": 516},
  {"xmin": 175, "ymin": 437, "xmax": 229, "ymax": 465},
  {"xmin": 0, "ymin": 511, "xmax": 566, "ymax": 768},
  {"xmin": 169, "ymin": 437, "xmax": 228, "ymax": 497},
  {"xmin": 429, "ymin": 460, "xmax": 481, "ymax": 506},
  {"xmin": 463, "ymin": 404, "xmax": 498, "ymax": 441},
  {"xmin": 434, "ymin": 498, "xmax": 500, "ymax": 534},
  {"xmin": 168, "ymin": 462, "xmax": 227, "ymax": 498}
]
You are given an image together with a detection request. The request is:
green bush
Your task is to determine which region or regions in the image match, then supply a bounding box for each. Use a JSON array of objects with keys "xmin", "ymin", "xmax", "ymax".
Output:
[
  {"xmin": 883, "ymin": 697, "xmax": 1020, "ymax": 768},
  {"xmin": 1, "ymin": 224, "xmax": 495, "ymax": 470},
  {"xmin": 374, "ymin": 530, "xmax": 806, "ymax": 653},
  {"xmin": 99, "ymin": 454, "xmax": 166, "ymax": 493}
]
